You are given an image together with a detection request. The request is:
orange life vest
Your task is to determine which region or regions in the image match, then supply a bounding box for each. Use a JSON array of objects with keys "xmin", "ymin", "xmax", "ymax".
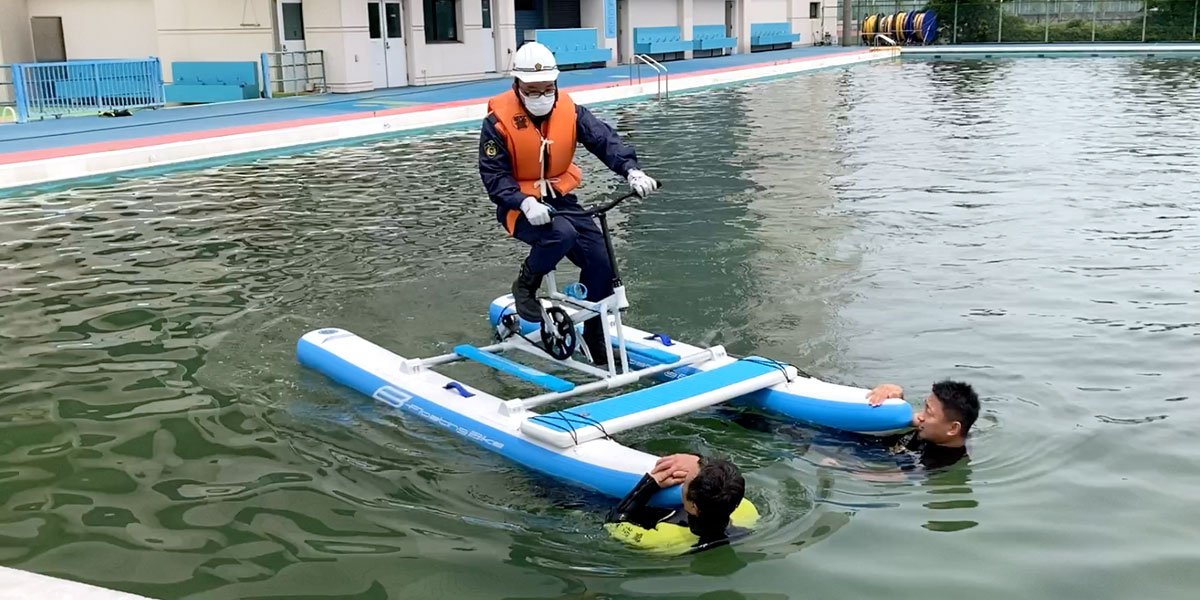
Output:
[{"xmin": 487, "ymin": 89, "xmax": 582, "ymax": 233}]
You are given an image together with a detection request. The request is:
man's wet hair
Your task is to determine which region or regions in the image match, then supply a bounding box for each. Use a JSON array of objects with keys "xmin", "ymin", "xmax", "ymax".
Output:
[
  {"xmin": 932, "ymin": 380, "xmax": 980, "ymax": 437},
  {"xmin": 686, "ymin": 457, "xmax": 745, "ymax": 528}
]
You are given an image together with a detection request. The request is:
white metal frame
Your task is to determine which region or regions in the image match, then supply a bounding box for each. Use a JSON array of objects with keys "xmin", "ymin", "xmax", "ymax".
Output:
[
  {"xmin": 541, "ymin": 270, "xmax": 633, "ymax": 376},
  {"xmin": 393, "ymin": 265, "xmax": 729, "ymax": 419}
]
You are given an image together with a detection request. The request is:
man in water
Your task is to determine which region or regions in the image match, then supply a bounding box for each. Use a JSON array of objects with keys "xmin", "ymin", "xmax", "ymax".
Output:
[
  {"xmin": 865, "ymin": 379, "xmax": 980, "ymax": 471},
  {"xmin": 605, "ymin": 454, "xmax": 758, "ymax": 554},
  {"xmin": 605, "ymin": 380, "xmax": 978, "ymax": 551},
  {"xmin": 478, "ymin": 41, "xmax": 657, "ymax": 366}
]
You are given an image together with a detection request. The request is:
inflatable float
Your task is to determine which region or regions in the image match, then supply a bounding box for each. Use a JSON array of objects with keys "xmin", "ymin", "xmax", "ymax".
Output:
[{"xmin": 298, "ymin": 192, "xmax": 912, "ymax": 506}]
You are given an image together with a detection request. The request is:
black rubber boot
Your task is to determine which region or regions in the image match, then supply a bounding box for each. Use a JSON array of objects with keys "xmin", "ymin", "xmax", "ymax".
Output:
[
  {"xmin": 582, "ymin": 317, "xmax": 609, "ymax": 367},
  {"xmin": 512, "ymin": 261, "xmax": 545, "ymax": 323}
]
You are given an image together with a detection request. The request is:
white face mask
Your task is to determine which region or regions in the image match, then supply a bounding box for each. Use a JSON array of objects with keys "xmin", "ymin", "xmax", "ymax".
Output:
[{"xmin": 520, "ymin": 91, "xmax": 556, "ymax": 117}]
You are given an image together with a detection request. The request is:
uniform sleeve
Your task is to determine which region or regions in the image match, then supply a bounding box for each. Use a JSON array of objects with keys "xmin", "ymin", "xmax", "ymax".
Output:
[
  {"xmin": 479, "ymin": 115, "xmax": 528, "ymax": 213},
  {"xmin": 575, "ymin": 104, "xmax": 640, "ymax": 178}
]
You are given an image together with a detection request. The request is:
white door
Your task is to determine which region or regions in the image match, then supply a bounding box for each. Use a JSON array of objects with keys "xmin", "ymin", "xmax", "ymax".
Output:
[
  {"xmin": 369, "ymin": 1, "xmax": 409, "ymax": 88},
  {"xmin": 383, "ymin": 1, "xmax": 408, "ymax": 86},
  {"xmin": 482, "ymin": 0, "xmax": 497, "ymax": 72},
  {"xmin": 276, "ymin": 0, "xmax": 307, "ymax": 94},
  {"xmin": 368, "ymin": 2, "xmax": 388, "ymax": 88}
]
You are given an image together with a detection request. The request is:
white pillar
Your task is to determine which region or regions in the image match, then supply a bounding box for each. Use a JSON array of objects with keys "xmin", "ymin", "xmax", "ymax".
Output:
[
  {"xmin": 407, "ymin": 0, "xmax": 428, "ymax": 83},
  {"xmin": 678, "ymin": 0, "xmax": 694, "ymax": 59},
  {"xmin": 301, "ymin": 0, "xmax": 373, "ymax": 92},
  {"xmin": 786, "ymin": 0, "xmax": 802, "ymax": 45},
  {"xmin": 736, "ymin": 0, "xmax": 751, "ymax": 54},
  {"xmin": 618, "ymin": 0, "xmax": 632, "ymax": 63},
  {"xmin": 580, "ymin": 0, "xmax": 618, "ymax": 67},
  {"xmin": 496, "ymin": 0, "xmax": 517, "ymax": 71}
]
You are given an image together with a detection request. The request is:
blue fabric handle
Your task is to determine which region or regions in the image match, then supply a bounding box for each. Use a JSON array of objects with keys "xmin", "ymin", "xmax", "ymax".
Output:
[
  {"xmin": 444, "ymin": 382, "xmax": 475, "ymax": 398},
  {"xmin": 645, "ymin": 333, "xmax": 674, "ymax": 346}
]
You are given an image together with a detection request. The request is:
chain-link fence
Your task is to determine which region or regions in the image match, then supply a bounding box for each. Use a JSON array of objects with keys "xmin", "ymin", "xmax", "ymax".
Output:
[{"xmin": 841, "ymin": 0, "xmax": 1199, "ymax": 44}]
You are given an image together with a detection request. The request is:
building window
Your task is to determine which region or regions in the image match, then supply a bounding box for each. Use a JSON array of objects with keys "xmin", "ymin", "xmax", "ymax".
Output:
[
  {"xmin": 809, "ymin": 2, "xmax": 820, "ymax": 19},
  {"xmin": 424, "ymin": 0, "xmax": 458, "ymax": 42},
  {"xmin": 368, "ymin": 2, "xmax": 382, "ymax": 39},
  {"xmin": 386, "ymin": 2, "xmax": 402, "ymax": 38},
  {"xmin": 482, "ymin": 0, "xmax": 492, "ymax": 29},
  {"xmin": 282, "ymin": 2, "xmax": 305, "ymax": 41}
]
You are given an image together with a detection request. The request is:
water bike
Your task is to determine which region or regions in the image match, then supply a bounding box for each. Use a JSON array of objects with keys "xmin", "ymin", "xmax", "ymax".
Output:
[{"xmin": 297, "ymin": 191, "xmax": 912, "ymax": 506}]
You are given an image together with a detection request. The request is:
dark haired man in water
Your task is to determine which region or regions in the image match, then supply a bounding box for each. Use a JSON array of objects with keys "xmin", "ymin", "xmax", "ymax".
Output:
[
  {"xmin": 605, "ymin": 381, "xmax": 979, "ymax": 551},
  {"xmin": 865, "ymin": 379, "xmax": 980, "ymax": 471},
  {"xmin": 605, "ymin": 455, "xmax": 757, "ymax": 554}
]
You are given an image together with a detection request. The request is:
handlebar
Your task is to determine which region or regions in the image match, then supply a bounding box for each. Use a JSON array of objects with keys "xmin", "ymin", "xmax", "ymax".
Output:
[{"xmin": 550, "ymin": 179, "xmax": 662, "ymax": 217}]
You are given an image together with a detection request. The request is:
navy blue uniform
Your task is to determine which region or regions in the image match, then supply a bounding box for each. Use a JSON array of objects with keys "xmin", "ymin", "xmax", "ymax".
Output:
[{"xmin": 478, "ymin": 102, "xmax": 640, "ymax": 302}]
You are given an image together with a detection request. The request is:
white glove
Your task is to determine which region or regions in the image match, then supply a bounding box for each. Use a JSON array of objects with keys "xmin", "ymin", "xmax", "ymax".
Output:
[
  {"xmin": 627, "ymin": 169, "xmax": 657, "ymax": 198},
  {"xmin": 520, "ymin": 196, "xmax": 551, "ymax": 226}
]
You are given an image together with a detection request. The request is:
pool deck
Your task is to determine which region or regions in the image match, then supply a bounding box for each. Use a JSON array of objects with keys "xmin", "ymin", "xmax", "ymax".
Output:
[
  {"xmin": 0, "ymin": 566, "xmax": 154, "ymax": 600},
  {"xmin": 0, "ymin": 46, "xmax": 892, "ymax": 194},
  {"xmin": 5, "ymin": 42, "xmax": 1197, "ymax": 194}
]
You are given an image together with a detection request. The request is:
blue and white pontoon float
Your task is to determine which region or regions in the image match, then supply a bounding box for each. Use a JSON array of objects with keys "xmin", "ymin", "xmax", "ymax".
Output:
[{"xmin": 298, "ymin": 193, "xmax": 912, "ymax": 506}]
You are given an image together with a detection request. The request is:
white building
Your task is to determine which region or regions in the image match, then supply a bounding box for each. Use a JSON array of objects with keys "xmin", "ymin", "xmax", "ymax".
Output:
[{"xmin": 0, "ymin": 0, "xmax": 840, "ymax": 93}]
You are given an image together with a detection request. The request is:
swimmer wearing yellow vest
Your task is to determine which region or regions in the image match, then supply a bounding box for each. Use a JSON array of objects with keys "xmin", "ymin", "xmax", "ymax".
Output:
[{"xmin": 605, "ymin": 453, "xmax": 758, "ymax": 554}]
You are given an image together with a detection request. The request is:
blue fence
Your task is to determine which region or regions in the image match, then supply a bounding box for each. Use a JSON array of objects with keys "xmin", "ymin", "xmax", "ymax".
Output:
[{"xmin": 11, "ymin": 58, "xmax": 164, "ymax": 123}]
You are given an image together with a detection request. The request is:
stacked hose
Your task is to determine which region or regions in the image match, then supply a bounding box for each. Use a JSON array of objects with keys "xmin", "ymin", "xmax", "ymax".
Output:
[{"xmin": 861, "ymin": 10, "xmax": 938, "ymax": 46}]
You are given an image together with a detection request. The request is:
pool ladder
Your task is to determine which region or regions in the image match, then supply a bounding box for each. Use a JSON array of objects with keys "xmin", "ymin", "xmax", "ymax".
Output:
[
  {"xmin": 629, "ymin": 54, "xmax": 669, "ymax": 101},
  {"xmin": 874, "ymin": 34, "xmax": 898, "ymax": 46}
]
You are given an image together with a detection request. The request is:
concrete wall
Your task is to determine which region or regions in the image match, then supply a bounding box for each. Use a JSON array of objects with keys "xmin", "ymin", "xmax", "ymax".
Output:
[
  {"xmin": 792, "ymin": 0, "xmax": 838, "ymax": 45},
  {"xmin": 0, "ymin": 0, "xmax": 30, "ymax": 105},
  {"xmin": 0, "ymin": 0, "xmax": 34, "ymax": 65},
  {"xmin": 779, "ymin": 0, "xmax": 839, "ymax": 46},
  {"xmin": 27, "ymin": 0, "xmax": 158, "ymax": 59},
  {"xmin": 748, "ymin": 0, "xmax": 787, "ymax": 24},
  {"xmin": 579, "ymin": 0, "xmax": 616, "ymax": 66},
  {"xmin": 301, "ymin": 0, "xmax": 371, "ymax": 93},
  {"xmin": 407, "ymin": 0, "xmax": 491, "ymax": 85},
  {"xmin": 693, "ymin": 0, "xmax": 724, "ymax": 27},
  {"xmin": 626, "ymin": 0, "xmax": 678, "ymax": 28},
  {"xmin": 154, "ymin": 0, "xmax": 275, "ymax": 81}
]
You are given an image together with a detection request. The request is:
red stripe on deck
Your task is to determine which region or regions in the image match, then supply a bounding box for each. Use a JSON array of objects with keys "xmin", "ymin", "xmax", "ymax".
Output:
[{"xmin": 0, "ymin": 50, "xmax": 870, "ymax": 166}]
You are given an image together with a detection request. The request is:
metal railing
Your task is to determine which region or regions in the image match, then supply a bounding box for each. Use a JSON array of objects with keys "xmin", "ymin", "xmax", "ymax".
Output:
[
  {"xmin": 9, "ymin": 58, "xmax": 164, "ymax": 123},
  {"xmin": 260, "ymin": 50, "xmax": 327, "ymax": 98},
  {"xmin": 629, "ymin": 54, "xmax": 669, "ymax": 100}
]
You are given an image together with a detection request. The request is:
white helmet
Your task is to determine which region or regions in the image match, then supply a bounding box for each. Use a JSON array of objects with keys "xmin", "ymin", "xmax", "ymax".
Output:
[{"xmin": 512, "ymin": 42, "xmax": 559, "ymax": 83}]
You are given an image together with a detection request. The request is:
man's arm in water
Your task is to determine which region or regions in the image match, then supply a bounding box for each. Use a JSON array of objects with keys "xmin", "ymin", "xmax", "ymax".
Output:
[{"xmin": 605, "ymin": 455, "xmax": 695, "ymax": 528}]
